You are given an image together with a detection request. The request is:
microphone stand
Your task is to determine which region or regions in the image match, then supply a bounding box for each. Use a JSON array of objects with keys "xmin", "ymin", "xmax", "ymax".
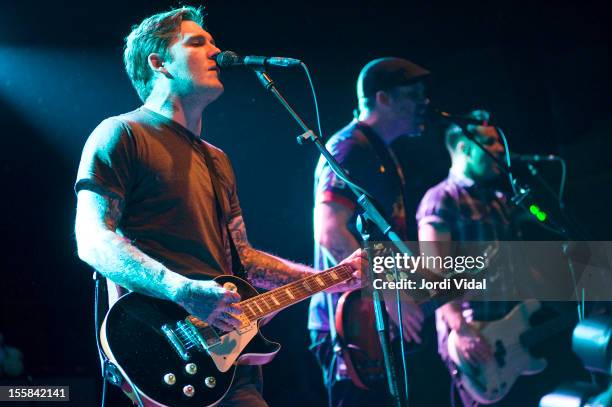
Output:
[
  {"xmin": 451, "ymin": 121, "xmax": 591, "ymax": 318},
  {"xmin": 252, "ymin": 67, "xmax": 408, "ymax": 407},
  {"xmin": 453, "ymin": 121, "xmax": 573, "ymax": 238}
]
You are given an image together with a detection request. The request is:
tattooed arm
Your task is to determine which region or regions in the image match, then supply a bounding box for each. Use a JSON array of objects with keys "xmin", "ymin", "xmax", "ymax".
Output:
[
  {"xmin": 228, "ymin": 212, "xmax": 363, "ymax": 291},
  {"xmin": 228, "ymin": 215, "xmax": 314, "ymax": 290},
  {"xmin": 75, "ymin": 190, "xmax": 183, "ymax": 298},
  {"xmin": 75, "ymin": 190, "xmax": 242, "ymax": 331}
]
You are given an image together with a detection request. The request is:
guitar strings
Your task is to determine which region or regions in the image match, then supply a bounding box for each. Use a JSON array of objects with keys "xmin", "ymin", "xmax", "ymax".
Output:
[
  {"xmin": 237, "ymin": 265, "xmax": 353, "ymax": 318},
  {"xmin": 183, "ymin": 265, "xmax": 353, "ymax": 337},
  {"xmin": 239, "ymin": 265, "xmax": 352, "ymax": 308}
]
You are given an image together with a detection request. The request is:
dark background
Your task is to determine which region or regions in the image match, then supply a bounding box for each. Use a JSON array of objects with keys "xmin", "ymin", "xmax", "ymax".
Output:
[{"xmin": 0, "ymin": 0, "xmax": 611, "ymax": 405}]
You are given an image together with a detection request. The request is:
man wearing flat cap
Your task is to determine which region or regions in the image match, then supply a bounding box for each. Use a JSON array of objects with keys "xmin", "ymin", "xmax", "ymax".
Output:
[{"xmin": 308, "ymin": 58, "xmax": 449, "ymax": 406}]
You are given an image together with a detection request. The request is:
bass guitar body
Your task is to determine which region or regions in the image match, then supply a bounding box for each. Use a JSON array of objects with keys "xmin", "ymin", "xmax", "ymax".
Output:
[{"xmin": 447, "ymin": 300, "xmax": 548, "ymax": 404}]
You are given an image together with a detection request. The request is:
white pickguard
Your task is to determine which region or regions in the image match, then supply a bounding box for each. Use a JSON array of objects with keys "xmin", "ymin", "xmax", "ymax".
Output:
[
  {"xmin": 207, "ymin": 323, "xmax": 258, "ymax": 372},
  {"xmin": 448, "ymin": 300, "xmax": 548, "ymax": 404}
]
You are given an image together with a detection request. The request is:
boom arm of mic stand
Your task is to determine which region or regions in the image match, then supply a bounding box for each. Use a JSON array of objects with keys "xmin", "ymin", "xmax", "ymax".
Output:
[
  {"xmin": 456, "ymin": 122, "xmax": 571, "ymax": 238},
  {"xmin": 253, "ymin": 67, "xmax": 408, "ymax": 406},
  {"xmin": 253, "ymin": 67, "xmax": 411, "ymax": 252}
]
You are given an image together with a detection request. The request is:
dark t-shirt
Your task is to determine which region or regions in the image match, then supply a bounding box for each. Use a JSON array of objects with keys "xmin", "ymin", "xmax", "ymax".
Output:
[
  {"xmin": 75, "ymin": 107, "xmax": 242, "ymax": 296},
  {"xmin": 308, "ymin": 120, "xmax": 408, "ymax": 331},
  {"xmin": 314, "ymin": 121, "xmax": 409, "ymax": 243}
]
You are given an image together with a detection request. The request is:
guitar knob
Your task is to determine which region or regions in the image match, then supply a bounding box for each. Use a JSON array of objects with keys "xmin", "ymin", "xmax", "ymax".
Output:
[
  {"xmin": 183, "ymin": 385, "xmax": 195, "ymax": 397},
  {"xmin": 205, "ymin": 376, "xmax": 217, "ymax": 388},
  {"xmin": 163, "ymin": 373, "xmax": 176, "ymax": 385},
  {"xmin": 185, "ymin": 363, "xmax": 198, "ymax": 375}
]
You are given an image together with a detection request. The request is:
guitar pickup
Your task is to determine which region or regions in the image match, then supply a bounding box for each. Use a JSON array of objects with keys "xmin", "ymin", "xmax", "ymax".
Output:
[{"xmin": 161, "ymin": 324, "xmax": 191, "ymax": 361}]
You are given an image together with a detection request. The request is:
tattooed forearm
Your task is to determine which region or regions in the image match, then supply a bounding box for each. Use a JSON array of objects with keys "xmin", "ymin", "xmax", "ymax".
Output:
[
  {"xmin": 228, "ymin": 216, "xmax": 315, "ymax": 290},
  {"xmin": 75, "ymin": 190, "xmax": 187, "ymax": 301},
  {"xmin": 242, "ymin": 250, "xmax": 313, "ymax": 290}
]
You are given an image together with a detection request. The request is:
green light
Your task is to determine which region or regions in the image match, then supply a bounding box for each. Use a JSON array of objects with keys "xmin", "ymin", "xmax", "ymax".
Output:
[{"xmin": 529, "ymin": 204, "xmax": 548, "ymax": 222}]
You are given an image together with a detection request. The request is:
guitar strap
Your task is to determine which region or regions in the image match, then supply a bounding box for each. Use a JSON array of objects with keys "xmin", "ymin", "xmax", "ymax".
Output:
[
  {"xmin": 354, "ymin": 122, "xmax": 409, "ymax": 231},
  {"xmin": 197, "ymin": 140, "xmax": 247, "ymax": 280}
]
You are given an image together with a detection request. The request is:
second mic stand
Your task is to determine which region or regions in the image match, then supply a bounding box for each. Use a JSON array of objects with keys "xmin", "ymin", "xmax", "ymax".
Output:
[
  {"xmin": 453, "ymin": 121, "xmax": 590, "ymax": 318},
  {"xmin": 252, "ymin": 67, "xmax": 408, "ymax": 406},
  {"xmin": 454, "ymin": 121, "xmax": 570, "ymax": 238}
]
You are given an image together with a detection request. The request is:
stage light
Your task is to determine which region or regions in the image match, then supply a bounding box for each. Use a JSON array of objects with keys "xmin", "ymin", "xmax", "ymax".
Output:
[{"xmin": 0, "ymin": 46, "xmax": 137, "ymax": 160}]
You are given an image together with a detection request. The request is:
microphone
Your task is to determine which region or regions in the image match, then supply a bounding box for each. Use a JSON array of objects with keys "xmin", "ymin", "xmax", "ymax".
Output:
[
  {"xmin": 428, "ymin": 108, "xmax": 492, "ymax": 126},
  {"xmin": 511, "ymin": 153, "xmax": 560, "ymax": 162},
  {"xmin": 215, "ymin": 50, "xmax": 301, "ymax": 68}
]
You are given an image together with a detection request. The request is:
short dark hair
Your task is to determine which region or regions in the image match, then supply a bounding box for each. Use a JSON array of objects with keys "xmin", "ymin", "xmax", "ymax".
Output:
[
  {"xmin": 124, "ymin": 6, "xmax": 205, "ymax": 102},
  {"xmin": 445, "ymin": 109, "xmax": 491, "ymax": 153}
]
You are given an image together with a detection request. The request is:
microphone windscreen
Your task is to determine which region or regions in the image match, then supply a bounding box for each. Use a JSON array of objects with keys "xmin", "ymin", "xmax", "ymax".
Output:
[{"xmin": 215, "ymin": 51, "xmax": 241, "ymax": 68}]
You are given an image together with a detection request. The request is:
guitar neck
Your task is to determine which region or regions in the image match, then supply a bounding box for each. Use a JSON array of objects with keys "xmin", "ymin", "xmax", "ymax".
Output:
[{"xmin": 240, "ymin": 265, "xmax": 354, "ymax": 321}]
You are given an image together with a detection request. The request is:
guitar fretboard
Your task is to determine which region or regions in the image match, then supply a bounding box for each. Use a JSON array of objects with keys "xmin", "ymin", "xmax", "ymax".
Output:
[
  {"xmin": 240, "ymin": 264, "xmax": 354, "ymax": 321},
  {"xmin": 186, "ymin": 265, "xmax": 354, "ymax": 345}
]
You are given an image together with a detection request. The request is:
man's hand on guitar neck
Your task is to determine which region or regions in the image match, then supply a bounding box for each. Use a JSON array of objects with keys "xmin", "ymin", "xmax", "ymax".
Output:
[
  {"xmin": 173, "ymin": 280, "xmax": 243, "ymax": 332},
  {"xmin": 324, "ymin": 248, "xmax": 367, "ymax": 293}
]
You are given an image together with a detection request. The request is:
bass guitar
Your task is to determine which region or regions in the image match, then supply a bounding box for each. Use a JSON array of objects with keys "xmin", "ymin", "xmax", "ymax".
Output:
[
  {"xmin": 446, "ymin": 300, "xmax": 577, "ymax": 404},
  {"xmin": 101, "ymin": 264, "xmax": 355, "ymax": 407}
]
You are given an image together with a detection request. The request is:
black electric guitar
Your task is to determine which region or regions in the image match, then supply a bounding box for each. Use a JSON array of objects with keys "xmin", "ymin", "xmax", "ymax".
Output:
[{"xmin": 101, "ymin": 264, "xmax": 355, "ymax": 407}]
